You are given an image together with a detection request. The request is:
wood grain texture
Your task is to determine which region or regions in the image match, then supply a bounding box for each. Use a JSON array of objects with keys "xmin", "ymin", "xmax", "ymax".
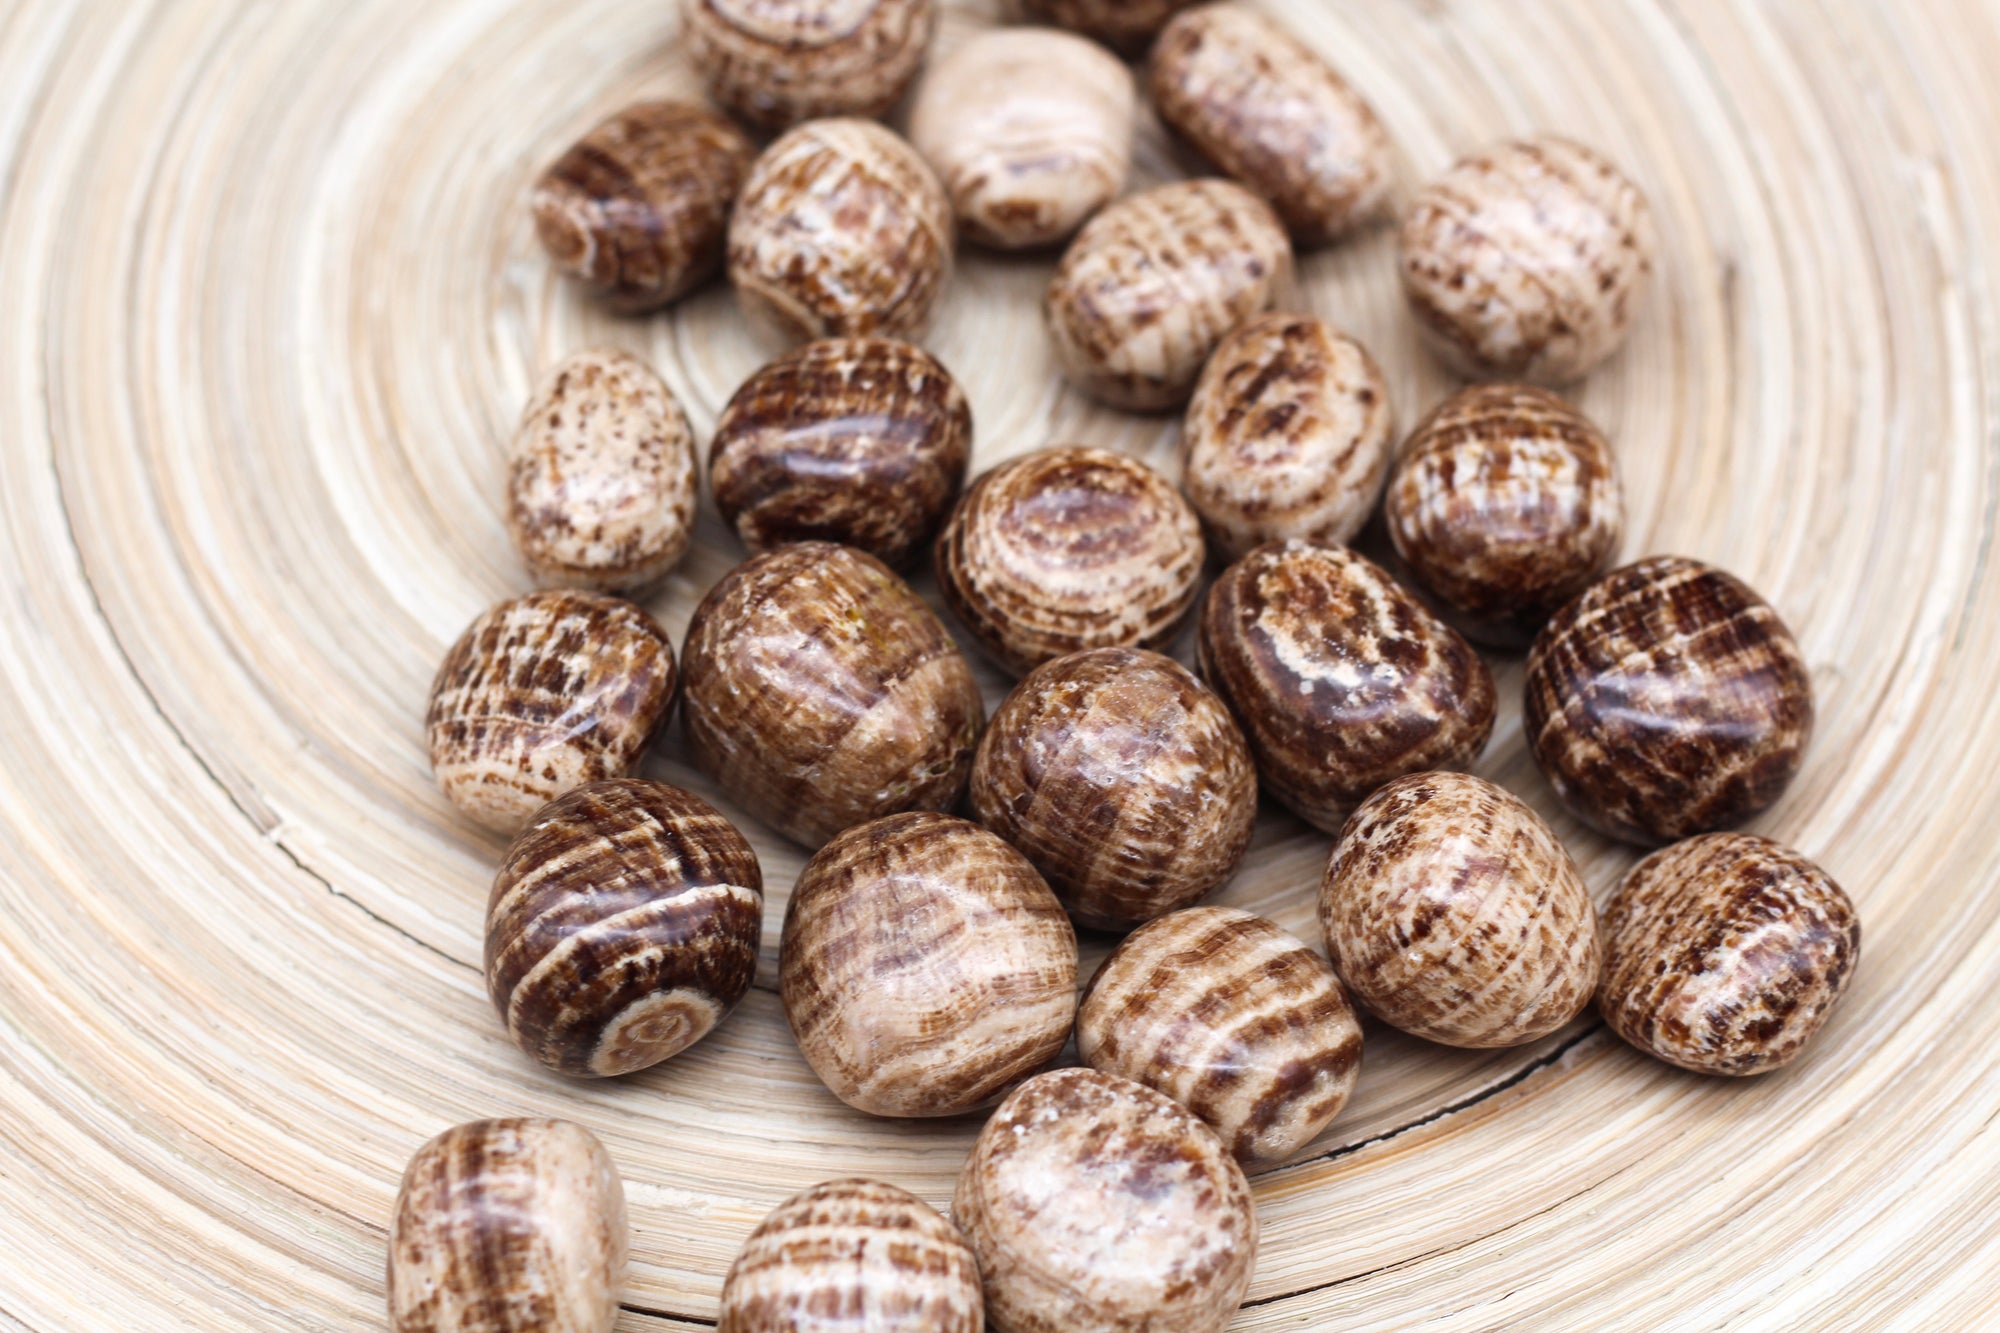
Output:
[{"xmin": 4, "ymin": 0, "xmax": 2000, "ymax": 1329}]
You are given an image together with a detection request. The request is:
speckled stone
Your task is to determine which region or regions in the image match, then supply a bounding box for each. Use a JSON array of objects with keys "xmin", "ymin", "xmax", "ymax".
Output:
[
  {"xmin": 1046, "ymin": 179, "xmax": 1292, "ymax": 410},
  {"xmin": 1320, "ymin": 771, "xmax": 1601, "ymax": 1048},
  {"xmin": 1385, "ymin": 383, "xmax": 1624, "ymax": 646},
  {"xmin": 1181, "ymin": 312, "xmax": 1394, "ymax": 561},
  {"xmin": 1150, "ymin": 4, "xmax": 1391, "ymax": 246},
  {"xmin": 908, "ymin": 27, "xmax": 1135, "ymax": 250},
  {"xmin": 969, "ymin": 648, "xmax": 1256, "ymax": 930},
  {"xmin": 680, "ymin": 543, "xmax": 983, "ymax": 848},
  {"xmin": 1525, "ymin": 556, "xmax": 1815, "ymax": 844},
  {"xmin": 531, "ymin": 101, "xmax": 755, "ymax": 312},
  {"xmin": 486, "ymin": 780, "xmax": 762, "ymax": 1078},
  {"xmin": 685, "ymin": 0, "xmax": 936, "ymax": 130},
  {"xmin": 781, "ymin": 812, "xmax": 1077, "ymax": 1117},
  {"xmin": 1197, "ymin": 541, "xmax": 1496, "ymax": 832},
  {"xmin": 1401, "ymin": 137, "xmax": 1656, "ymax": 383},
  {"xmin": 1078, "ymin": 906, "xmax": 1362, "ymax": 1166},
  {"xmin": 937, "ymin": 447, "xmax": 1205, "ymax": 675},
  {"xmin": 389, "ymin": 1118, "xmax": 627, "ymax": 1333},
  {"xmin": 426, "ymin": 591, "xmax": 677, "ymax": 835},
  {"xmin": 953, "ymin": 1067, "xmax": 1256, "ymax": 1333},
  {"xmin": 719, "ymin": 1179, "xmax": 982, "ymax": 1333},
  {"xmin": 1599, "ymin": 833, "xmax": 1860, "ymax": 1075},
  {"xmin": 728, "ymin": 119, "xmax": 953, "ymax": 345},
  {"xmin": 506, "ymin": 349, "xmax": 698, "ymax": 593},
  {"xmin": 709, "ymin": 337, "xmax": 971, "ymax": 569}
]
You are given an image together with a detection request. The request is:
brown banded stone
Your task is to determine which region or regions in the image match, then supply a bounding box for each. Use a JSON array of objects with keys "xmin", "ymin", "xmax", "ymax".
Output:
[
  {"xmin": 485, "ymin": 780, "xmax": 763, "ymax": 1078},
  {"xmin": 1197, "ymin": 541, "xmax": 1496, "ymax": 832},
  {"xmin": 1524, "ymin": 556, "xmax": 1814, "ymax": 844},
  {"xmin": 969, "ymin": 647, "xmax": 1256, "ymax": 929},
  {"xmin": 1385, "ymin": 383, "xmax": 1624, "ymax": 646},
  {"xmin": 953, "ymin": 1067, "xmax": 1256, "ymax": 1333},
  {"xmin": 1077, "ymin": 906, "xmax": 1362, "ymax": 1166},
  {"xmin": 709, "ymin": 337, "xmax": 970, "ymax": 570},
  {"xmin": 426, "ymin": 591, "xmax": 676, "ymax": 835},
  {"xmin": 679, "ymin": 543, "xmax": 983, "ymax": 848},
  {"xmin": 1150, "ymin": 4, "xmax": 1392, "ymax": 246},
  {"xmin": 1046, "ymin": 179, "xmax": 1291, "ymax": 411},
  {"xmin": 1598, "ymin": 832, "xmax": 1860, "ymax": 1075},
  {"xmin": 388, "ymin": 1118, "xmax": 627, "ymax": 1333},
  {"xmin": 1401, "ymin": 137, "xmax": 1656, "ymax": 383},
  {"xmin": 1320, "ymin": 771, "xmax": 1601, "ymax": 1048},
  {"xmin": 780, "ymin": 813, "xmax": 1077, "ymax": 1118},
  {"xmin": 936, "ymin": 446, "xmax": 1204, "ymax": 676},
  {"xmin": 531, "ymin": 101, "xmax": 754, "ymax": 311}
]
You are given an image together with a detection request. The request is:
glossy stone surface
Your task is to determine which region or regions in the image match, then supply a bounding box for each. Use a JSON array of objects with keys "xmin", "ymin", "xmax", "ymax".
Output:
[
  {"xmin": 680, "ymin": 543, "xmax": 983, "ymax": 848},
  {"xmin": 1525, "ymin": 556, "xmax": 1815, "ymax": 844},
  {"xmin": 937, "ymin": 446, "xmax": 1204, "ymax": 675},
  {"xmin": 531, "ymin": 101, "xmax": 755, "ymax": 311},
  {"xmin": 1078, "ymin": 906, "xmax": 1362, "ymax": 1166},
  {"xmin": 718, "ymin": 1179, "xmax": 982, "ymax": 1333},
  {"xmin": 953, "ymin": 1067, "xmax": 1256, "ymax": 1333},
  {"xmin": 426, "ymin": 591, "xmax": 677, "ymax": 835},
  {"xmin": 728, "ymin": 119, "xmax": 953, "ymax": 345},
  {"xmin": 780, "ymin": 812, "xmax": 1077, "ymax": 1118},
  {"xmin": 684, "ymin": 0, "xmax": 935, "ymax": 130},
  {"xmin": 1046, "ymin": 180, "xmax": 1291, "ymax": 410},
  {"xmin": 709, "ymin": 338, "xmax": 970, "ymax": 569},
  {"xmin": 389, "ymin": 1119, "xmax": 627, "ymax": 1333},
  {"xmin": 908, "ymin": 27, "xmax": 1134, "ymax": 250},
  {"xmin": 486, "ymin": 780, "xmax": 762, "ymax": 1078},
  {"xmin": 1401, "ymin": 137, "xmax": 1656, "ymax": 383},
  {"xmin": 1599, "ymin": 833, "xmax": 1860, "ymax": 1075},
  {"xmin": 1320, "ymin": 771, "xmax": 1601, "ymax": 1048},
  {"xmin": 1197, "ymin": 541, "xmax": 1496, "ymax": 832},
  {"xmin": 506, "ymin": 349, "xmax": 698, "ymax": 593},
  {"xmin": 1150, "ymin": 4, "xmax": 1391, "ymax": 246},
  {"xmin": 1385, "ymin": 383, "xmax": 1624, "ymax": 646},
  {"xmin": 1181, "ymin": 312, "xmax": 1394, "ymax": 562},
  {"xmin": 969, "ymin": 648, "xmax": 1256, "ymax": 929}
]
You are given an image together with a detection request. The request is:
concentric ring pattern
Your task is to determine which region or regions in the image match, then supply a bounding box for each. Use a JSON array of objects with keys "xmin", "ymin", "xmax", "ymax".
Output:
[{"xmin": 2, "ymin": 1, "xmax": 1998, "ymax": 1327}]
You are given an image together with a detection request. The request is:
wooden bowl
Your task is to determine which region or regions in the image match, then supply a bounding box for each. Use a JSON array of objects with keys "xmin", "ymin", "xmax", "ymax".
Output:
[{"xmin": 3, "ymin": 1, "xmax": 1995, "ymax": 1327}]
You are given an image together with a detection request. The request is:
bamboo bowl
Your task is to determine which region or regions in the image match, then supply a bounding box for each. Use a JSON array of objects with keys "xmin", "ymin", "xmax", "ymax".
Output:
[{"xmin": 3, "ymin": 1, "xmax": 1998, "ymax": 1327}]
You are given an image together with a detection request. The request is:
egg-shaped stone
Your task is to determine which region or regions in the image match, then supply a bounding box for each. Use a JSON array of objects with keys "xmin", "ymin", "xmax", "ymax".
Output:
[
  {"xmin": 781, "ymin": 812, "xmax": 1078, "ymax": 1117},
  {"xmin": 1400, "ymin": 136, "xmax": 1656, "ymax": 383},
  {"xmin": 709, "ymin": 337, "xmax": 970, "ymax": 570},
  {"xmin": 1078, "ymin": 906, "xmax": 1362, "ymax": 1166},
  {"xmin": 1525, "ymin": 556, "xmax": 1814, "ymax": 844},
  {"xmin": 936, "ymin": 446, "xmax": 1204, "ymax": 675},
  {"xmin": 1149, "ymin": 4, "xmax": 1392, "ymax": 245},
  {"xmin": 729, "ymin": 119, "xmax": 954, "ymax": 345},
  {"xmin": 719, "ymin": 1178, "xmax": 982, "ymax": 1333},
  {"xmin": 1385, "ymin": 383, "xmax": 1624, "ymax": 646},
  {"xmin": 486, "ymin": 779, "xmax": 763, "ymax": 1078},
  {"xmin": 685, "ymin": 0, "xmax": 936, "ymax": 130},
  {"xmin": 908, "ymin": 27, "xmax": 1134, "ymax": 249},
  {"xmin": 680, "ymin": 543, "xmax": 983, "ymax": 848},
  {"xmin": 506, "ymin": 348, "xmax": 699, "ymax": 593},
  {"xmin": 1197, "ymin": 541, "xmax": 1495, "ymax": 832},
  {"xmin": 970, "ymin": 647, "xmax": 1255, "ymax": 930},
  {"xmin": 1046, "ymin": 179, "xmax": 1292, "ymax": 410},
  {"xmin": 1181, "ymin": 312, "xmax": 1394, "ymax": 561},
  {"xmin": 1598, "ymin": 833, "xmax": 1860, "ymax": 1075},
  {"xmin": 953, "ymin": 1067, "xmax": 1256, "ymax": 1333},
  {"xmin": 531, "ymin": 101, "xmax": 755, "ymax": 311},
  {"xmin": 426, "ymin": 591, "xmax": 677, "ymax": 835},
  {"xmin": 1319, "ymin": 771, "xmax": 1601, "ymax": 1047}
]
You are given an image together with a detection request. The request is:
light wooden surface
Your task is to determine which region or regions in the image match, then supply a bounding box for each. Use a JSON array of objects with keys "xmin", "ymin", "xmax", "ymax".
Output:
[{"xmin": 2, "ymin": 1, "xmax": 1998, "ymax": 1328}]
